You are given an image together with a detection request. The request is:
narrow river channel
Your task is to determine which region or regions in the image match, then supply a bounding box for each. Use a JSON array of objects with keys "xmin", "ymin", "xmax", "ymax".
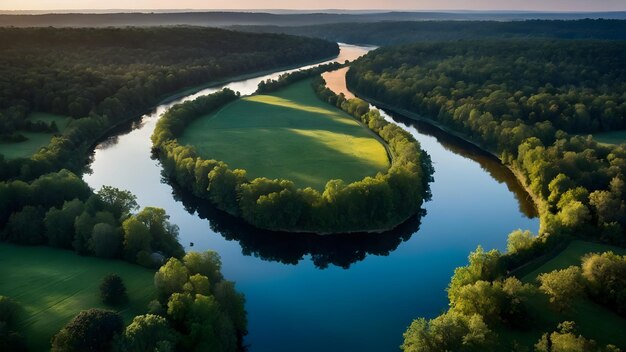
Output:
[{"xmin": 84, "ymin": 44, "xmax": 539, "ymax": 352}]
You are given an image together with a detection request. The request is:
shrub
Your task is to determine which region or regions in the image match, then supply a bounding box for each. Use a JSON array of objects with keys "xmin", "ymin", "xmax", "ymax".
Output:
[
  {"xmin": 100, "ymin": 274, "xmax": 128, "ymax": 306},
  {"xmin": 51, "ymin": 309, "xmax": 123, "ymax": 352}
]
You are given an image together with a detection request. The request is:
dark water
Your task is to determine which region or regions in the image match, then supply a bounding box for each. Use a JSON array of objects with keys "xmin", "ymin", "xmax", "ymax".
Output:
[{"xmin": 84, "ymin": 44, "xmax": 538, "ymax": 352}]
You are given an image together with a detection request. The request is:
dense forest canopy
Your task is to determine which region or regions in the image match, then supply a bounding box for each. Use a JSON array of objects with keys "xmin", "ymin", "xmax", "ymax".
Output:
[
  {"xmin": 2, "ymin": 12, "xmax": 626, "ymax": 28},
  {"xmin": 348, "ymin": 39, "xmax": 626, "ymax": 350},
  {"xmin": 0, "ymin": 27, "xmax": 338, "ymax": 180},
  {"xmin": 234, "ymin": 19, "xmax": 626, "ymax": 45},
  {"xmin": 348, "ymin": 40, "xmax": 626, "ymax": 241}
]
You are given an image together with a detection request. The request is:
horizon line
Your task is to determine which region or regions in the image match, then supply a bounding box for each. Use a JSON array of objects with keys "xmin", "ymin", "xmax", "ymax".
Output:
[{"xmin": 2, "ymin": 9, "xmax": 626, "ymax": 14}]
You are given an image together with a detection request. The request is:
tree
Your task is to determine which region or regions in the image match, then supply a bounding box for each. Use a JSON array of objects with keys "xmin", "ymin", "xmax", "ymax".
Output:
[
  {"xmin": 97, "ymin": 186, "xmax": 138, "ymax": 220},
  {"xmin": 51, "ymin": 309, "xmax": 123, "ymax": 352},
  {"xmin": 154, "ymin": 258, "xmax": 189, "ymax": 301},
  {"xmin": 45, "ymin": 199, "xmax": 84, "ymax": 248},
  {"xmin": 506, "ymin": 229, "xmax": 535, "ymax": 254},
  {"xmin": 90, "ymin": 223, "xmax": 121, "ymax": 258},
  {"xmin": 213, "ymin": 281, "xmax": 247, "ymax": 334},
  {"xmin": 183, "ymin": 251, "xmax": 223, "ymax": 284},
  {"xmin": 534, "ymin": 321, "xmax": 609, "ymax": 352},
  {"xmin": 114, "ymin": 314, "xmax": 176, "ymax": 352},
  {"xmin": 4, "ymin": 206, "xmax": 45, "ymax": 245},
  {"xmin": 581, "ymin": 252, "xmax": 626, "ymax": 315},
  {"xmin": 448, "ymin": 246, "xmax": 502, "ymax": 302},
  {"xmin": 401, "ymin": 311, "xmax": 494, "ymax": 352},
  {"xmin": 100, "ymin": 274, "xmax": 128, "ymax": 306},
  {"xmin": 122, "ymin": 217, "xmax": 151, "ymax": 262},
  {"xmin": 538, "ymin": 266, "xmax": 585, "ymax": 312},
  {"xmin": 0, "ymin": 296, "xmax": 21, "ymax": 329}
]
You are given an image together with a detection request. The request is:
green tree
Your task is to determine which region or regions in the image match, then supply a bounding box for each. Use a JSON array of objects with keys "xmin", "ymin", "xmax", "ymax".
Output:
[
  {"xmin": 534, "ymin": 321, "xmax": 612, "ymax": 352},
  {"xmin": 122, "ymin": 217, "xmax": 151, "ymax": 262},
  {"xmin": 100, "ymin": 274, "xmax": 128, "ymax": 306},
  {"xmin": 154, "ymin": 258, "xmax": 189, "ymax": 301},
  {"xmin": 538, "ymin": 266, "xmax": 585, "ymax": 312},
  {"xmin": 97, "ymin": 186, "xmax": 139, "ymax": 220},
  {"xmin": 90, "ymin": 223, "xmax": 121, "ymax": 258},
  {"xmin": 401, "ymin": 311, "xmax": 494, "ymax": 352},
  {"xmin": 114, "ymin": 314, "xmax": 176, "ymax": 352},
  {"xmin": 44, "ymin": 199, "xmax": 84, "ymax": 248},
  {"xmin": 183, "ymin": 251, "xmax": 223, "ymax": 284},
  {"xmin": 51, "ymin": 309, "xmax": 123, "ymax": 352},
  {"xmin": 507, "ymin": 229, "xmax": 535, "ymax": 254}
]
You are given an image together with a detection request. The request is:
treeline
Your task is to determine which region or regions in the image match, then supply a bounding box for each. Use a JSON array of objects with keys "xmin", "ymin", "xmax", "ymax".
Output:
[
  {"xmin": 152, "ymin": 71, "xmax": 433, "ymax": 233},
  {"xmin": 0, "ymin": 170, "xmax": 184, "ymax": 267},
  {"xmin": 171, "ymin": 180, "xmax": 424, "ymax": 269},
  {"xmin": 234, "ymin": 19, "xmax": 626, "ymax": 46},
  {"xmin": 0, "ymin": 169, "xmax": 248, "ymax": 350},
  {"xmin": 402, "ymin": 243, "xmax": 624, "ymax": 351},
  {"xmin": 256, "ymin": 62, "xmax": 343, "ymax": 93},
  {"xmin": 45, "ymin": 251, "xmax": 246, "ymax": 351},
  {"xmin": 348, "ymin": 40, "xmax": 626, "ymax": 243},
  {"xmin": 348, "ymin": 40, "xmax": 626, "ymax": 349},
  {"xmin": 0, "ymin": 27, "xmax": 339, "ymax": 181}
]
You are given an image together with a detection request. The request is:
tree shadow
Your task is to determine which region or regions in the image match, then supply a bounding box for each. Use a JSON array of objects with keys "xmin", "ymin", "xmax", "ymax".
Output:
[{"xmin": 166, "ymin": 177, "xmax": 425, "ymax": 269}]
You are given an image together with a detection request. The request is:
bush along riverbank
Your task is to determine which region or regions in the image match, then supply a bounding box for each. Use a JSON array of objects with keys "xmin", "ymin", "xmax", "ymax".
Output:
[{"xmin": 152, "ymin": 65, "xmax": 433, "ymax": 234}]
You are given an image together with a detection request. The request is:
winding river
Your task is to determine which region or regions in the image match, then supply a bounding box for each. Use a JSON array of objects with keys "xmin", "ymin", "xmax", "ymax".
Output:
[{"xmin": 84, "ymin": 44, "xmax": 538, "ymax": 352}]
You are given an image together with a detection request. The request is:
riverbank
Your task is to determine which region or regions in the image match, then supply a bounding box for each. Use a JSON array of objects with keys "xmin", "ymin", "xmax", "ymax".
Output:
[
  {"xmin": 84, "ymin": 43, "xmax": 539, "ymax": 352},
  {"xmin": 83, "ymin": 53, "xmax": 341, "ymax": 175},
  {"xmin": 351, "ymin": 91, "xmax": 543, "ymax": 222}
]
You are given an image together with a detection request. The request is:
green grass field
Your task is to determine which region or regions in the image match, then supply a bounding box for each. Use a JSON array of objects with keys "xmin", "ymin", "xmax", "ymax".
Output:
[
  {"xmin": 588, "ymin": 130, "xmax": 626, "ymax": 146},
  {"xmin": 0, "ymin": 243, "xmax": 155, "ymax": 351},
  {"xmin": 0, "ymin": 112, "xmax": 71, "ymax": 160},
  {"xmin": 179, "ymin": 79, "xmax": 390, "ymax": 190},
  {"xmin": 499, "ymin": 240, "xmax": 626, "ymax": 349}
]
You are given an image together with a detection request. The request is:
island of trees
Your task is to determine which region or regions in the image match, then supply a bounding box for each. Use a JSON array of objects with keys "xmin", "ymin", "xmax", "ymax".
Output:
[
  {"xmin": 348, "ymin": 39, "xmax": 626, "ymax": 350},
  {"xmin": 152, "ymin": 64, "xmax": 433, "ymax": 233}
]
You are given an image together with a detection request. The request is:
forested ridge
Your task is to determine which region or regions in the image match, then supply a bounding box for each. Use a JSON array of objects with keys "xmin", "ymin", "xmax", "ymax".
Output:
[
  {"xmin": 348, "ymin": 40, "xmax": 626, "ymax": 350},
  {"xmin": 152, "ymin": 66, "xmax": 433, "ymax": 233},
  {"xmin": 234, "ymin": 19, "xmax": 626, "ymax": 46},
  {"xmin": 0, "ymin": 27, "xmax": 338, "ymax": 181}
]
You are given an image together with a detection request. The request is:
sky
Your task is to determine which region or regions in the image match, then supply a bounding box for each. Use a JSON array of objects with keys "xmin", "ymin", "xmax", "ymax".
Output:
[{"xmin": 2, "ymin": 0, "xmax": 626, "ymax": 12}]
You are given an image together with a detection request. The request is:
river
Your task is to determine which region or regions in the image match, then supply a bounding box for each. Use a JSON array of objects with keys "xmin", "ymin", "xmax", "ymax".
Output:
[{"xmin": 84, "ymin": 44, "xmax": 539, "ymax": 352}]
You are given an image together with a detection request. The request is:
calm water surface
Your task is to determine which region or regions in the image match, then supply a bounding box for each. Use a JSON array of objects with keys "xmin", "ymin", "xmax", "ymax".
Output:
[{"xmin": 84, "ymin": 44, "xmax": 538, "ymax": 352}]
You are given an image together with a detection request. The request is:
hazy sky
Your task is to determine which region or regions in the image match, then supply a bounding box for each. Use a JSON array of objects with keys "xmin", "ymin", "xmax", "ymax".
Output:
[{"xmin": 2, "ymin": 0, "xmax": 626, "ymax": 11}]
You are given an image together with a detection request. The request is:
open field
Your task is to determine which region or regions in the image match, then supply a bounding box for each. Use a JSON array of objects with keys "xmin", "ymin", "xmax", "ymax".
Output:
[
  {"xmin": 498, "ymin": 241, "xmax": 626, "ymax": 348},
  {"xmin": 0, "ymin": 112, "xmax": 70, "ymax": 159},
  {"xmin": 590, "ymin": 130, "xmax": 626, "ymax": 146},
  {"xmin": 0, "ymin": 243, "xmax": 155, "ymax": 351},
  {"xmin": 180, "ymin": 79, "xmax": 389, "ymax": 190}
]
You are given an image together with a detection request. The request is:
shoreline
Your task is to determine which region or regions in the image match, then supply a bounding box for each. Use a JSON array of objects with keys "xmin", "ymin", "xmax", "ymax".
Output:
[
  {"xmin": 82, "ymin": 53, "xmax": 341, "ymax": 172},
  {"xmin": 352, "ymin": 92, "xmax": 543, "ymax": 221}
]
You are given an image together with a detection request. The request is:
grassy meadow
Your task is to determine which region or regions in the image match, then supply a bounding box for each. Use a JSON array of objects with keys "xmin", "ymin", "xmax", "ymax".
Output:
[
  {"xmin": 0, "ymin": 112, "xmax": 70, "ymax": 159},
  {"xmin": 179, "ymin": 79, "xmax": 389, "ymax": 190},
  {"xmin": 0, "ymin": 243, "xmax": 155, "ymax": 351},
  {"xmin": 499, "ymin": 241, "xmax": 626, "ymax": 349}
]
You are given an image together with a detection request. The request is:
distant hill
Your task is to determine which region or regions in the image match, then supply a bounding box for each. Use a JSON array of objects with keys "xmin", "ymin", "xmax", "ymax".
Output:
[
  {"xmin": 1, "ymin": 11, "xmax": 626, "ymax": 28},
  {"xmin": 232, "ymin": 19, "xmax": 626, "ymax": 45}
]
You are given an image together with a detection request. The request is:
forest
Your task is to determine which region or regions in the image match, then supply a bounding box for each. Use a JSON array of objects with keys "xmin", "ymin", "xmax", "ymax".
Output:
[
  {"xmin": 348, "ymin": 39, "xmax": 626, "ymax": 349},
  {"xmin": 0, "ymin": 27, "xmax": 338, "ymax": 181},
  {"xmin": 348, "ymin": 39, "xmax": 626, "ymax": 240},
  {"xmin": 234, "ymin": 19, "xmax": 626, "ymax": 45},
  {"xmin": 0, "ymin": 26, "xmax": 340, "ymax": 351},
  {"xmin": 152, "ymin": 67, "xmax": 433, "ymax": 233}
]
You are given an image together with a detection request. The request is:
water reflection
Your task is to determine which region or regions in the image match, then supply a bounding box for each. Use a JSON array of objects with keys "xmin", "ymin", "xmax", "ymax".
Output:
[
  {"xmin": 384, "ymin": 111, "xmax": 537, "ymax": 218},
  {"xmin": 166, "ymin": 177, "xmax": 424, "ymax": 269}
]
